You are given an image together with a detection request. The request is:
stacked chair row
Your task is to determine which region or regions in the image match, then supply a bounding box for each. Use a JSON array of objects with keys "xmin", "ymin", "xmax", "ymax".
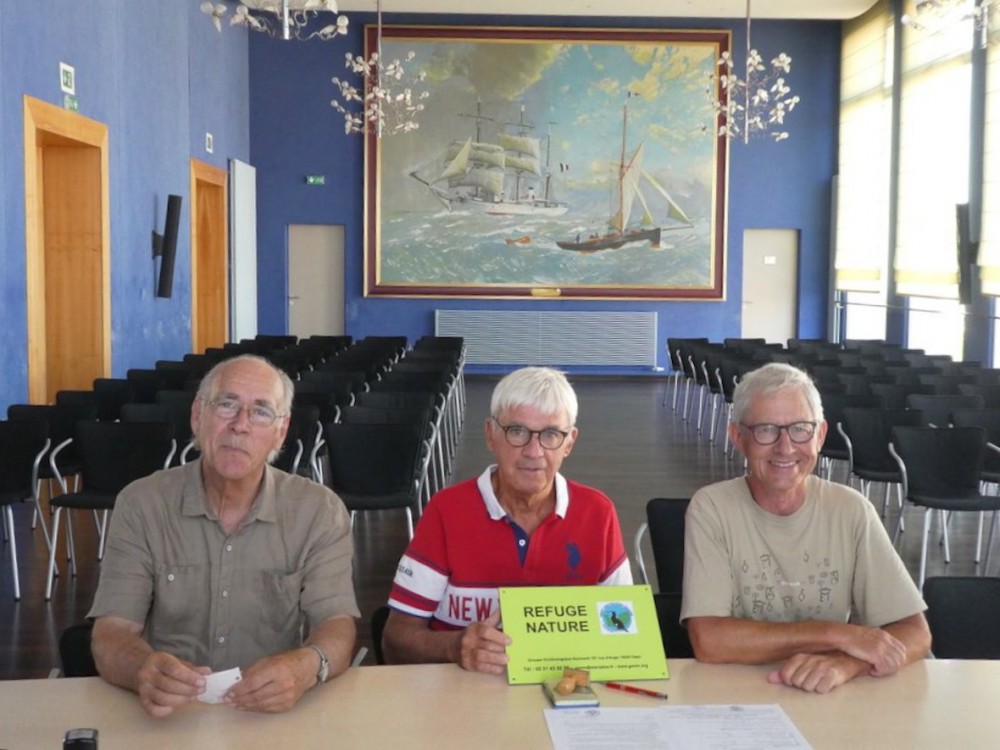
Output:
[
  {"xmin": 666, "ymin": 335, "xmax": 1000, "ymax": 590},
  {"xmin": 0, "ymin": 333, "xmax": 465, "ymax": 600}
]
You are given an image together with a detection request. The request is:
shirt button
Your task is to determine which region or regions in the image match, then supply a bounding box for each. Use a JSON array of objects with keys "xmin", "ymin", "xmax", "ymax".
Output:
[
  {"xmin": 167, "ymin": 573, "xmax": 175, "ymax": 581},
  {"xmin": 222, "ymin": 590, "xmax": 229, "ymax": 598},
  {"xmin": 218, "ymin": 636, "xmax": 226, "ymax": 644},
  {"xmin": 518, "ymin": 539, "xmax": 526, "ymax": 547},
  {"xmin": 225, "ymin": 544, "xmax": 233, "ymax": 552}
]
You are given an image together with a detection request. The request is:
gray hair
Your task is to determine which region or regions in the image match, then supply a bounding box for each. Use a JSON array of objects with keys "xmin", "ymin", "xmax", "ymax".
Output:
[
  {"xmin": 193, "ymin": 354, "xmax": 295, "ymax": 464},
  {"xmin": 490, "ymin": 367, "xmax": 578, "ymax": 427},
  {"xmin": 731, "ymin": 362, "xmax": 824, "ymax": 424}
]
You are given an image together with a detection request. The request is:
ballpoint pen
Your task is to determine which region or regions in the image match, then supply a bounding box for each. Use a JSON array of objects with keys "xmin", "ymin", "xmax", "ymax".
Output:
[{"xmin": 604, "ymin": 681, "xmax": 669, "ymax": 700}]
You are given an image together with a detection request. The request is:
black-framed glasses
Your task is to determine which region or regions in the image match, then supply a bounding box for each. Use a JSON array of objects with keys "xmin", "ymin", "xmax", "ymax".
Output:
[
  {"xmin": 740, "ymin": 421, "xmax": 818, "ymax": 446},
  {"xmin": 203, "ymin": 396, "xmax": 285, "ymax": 428},
  {"xmin": 491, "ymin": 417, "xmax": 570, "ymax": 450}
]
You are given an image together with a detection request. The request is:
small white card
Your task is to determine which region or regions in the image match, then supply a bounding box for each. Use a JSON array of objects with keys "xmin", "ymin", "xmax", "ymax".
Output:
[{"xmin": 197, "ymin": 667, "xmax": 242, "ymax": 704}]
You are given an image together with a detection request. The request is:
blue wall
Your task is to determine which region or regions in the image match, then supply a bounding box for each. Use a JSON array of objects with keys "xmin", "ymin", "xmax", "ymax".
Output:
[
  {"xmin": 0, "ymin": 0, "xmax": 249, "ymax": 410},
  {"xmin": 250, "ymin": 15, "xmax": 841, "ymax": 372}
]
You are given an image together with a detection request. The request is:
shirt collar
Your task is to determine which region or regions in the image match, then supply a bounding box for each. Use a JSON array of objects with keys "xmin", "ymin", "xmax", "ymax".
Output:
[
  {"xmin": 180, "ymin": 458, "xmax": 278, "ymax": 524},
  {"xmin": 476, "ymin": 464, "xmax": 569, "ymax": 520}
]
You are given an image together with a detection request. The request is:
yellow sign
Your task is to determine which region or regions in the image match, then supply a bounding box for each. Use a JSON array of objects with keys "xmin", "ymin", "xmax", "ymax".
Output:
[{"xmin": 499, "ymin": 584, "xmax": 668, "ymax": 684}]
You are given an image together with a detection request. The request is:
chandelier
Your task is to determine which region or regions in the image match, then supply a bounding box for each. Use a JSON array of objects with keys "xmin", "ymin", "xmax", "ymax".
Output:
[
  {"xmin": 202, "ymin": 0, "xmax": 426, "ymax": 136},
  {"xmin": 902, "ymin": 0, "xmax": 992, "ymax": 46},
  {"xmin": 200, "ymin": 1, "xmax": 348, "ymax": 41},
  {"xmin": 706, "ymin": 0, "xmax": 800, "ymax": 143}
]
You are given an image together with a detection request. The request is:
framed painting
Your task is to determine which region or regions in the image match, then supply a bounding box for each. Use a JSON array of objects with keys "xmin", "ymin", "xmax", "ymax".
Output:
[{"xmin": 364, "ymin": 25, "xmax": 730, "ymax": 300}]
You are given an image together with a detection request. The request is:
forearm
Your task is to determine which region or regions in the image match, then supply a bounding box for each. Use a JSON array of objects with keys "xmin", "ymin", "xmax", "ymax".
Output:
[
  {"xmin": 383, "ymin": 612, "xmax": 461, "ymax": 665},
  {"xmin": 882, "ymin": 613, "xmax": 932, "ymax": 667},
  {"xmin": 688, "ymin": 616, "xmax": 865, "ymax": 666},
  {"xmin": 91, "ymin": 617, "xmax": 155, "ymax": 693},
  {"xmin": 305, "ymin": 615, "xmax": 357, "ymax": 680}
]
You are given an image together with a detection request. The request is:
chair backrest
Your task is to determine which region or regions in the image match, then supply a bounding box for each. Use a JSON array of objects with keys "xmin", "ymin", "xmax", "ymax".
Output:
[
  {"xmin": 923, "ymin": 577, "xmax": 1000, "ymax": 659},
  {"xmin": 92, "ymin": 378, "xmax": 136, "ymax": 421},
  {"xmin": 891, "ymin": 426, "xmax": 986, "ymax": 498},
  {"xmin": 323, "ymin": 422, "xmax": 425, "ymax": 496},
  {"xmin": 869, "ymin": 382, "xmax": 934, "ymax": 410},
  {"xmin": 645, "ymin": 498, "xmax": 690, "ymax": 594},
  {"xmin": 0, "ymin": 420, "xmax": 49, "ymax": 496},
  {"xmin": 653, "ymin": 592, "xmax": 694, "ymax": 659},
  {"xmin": 951, "ymin": 408, "xmax": 1000, "ymax": 476},
  {"xmin": 74, "ymin": 420, "xmax": 175, "ymax": 494},
  {"xmin": 126, "ymin": 368, "xmax": 167, "ymax": 404},
  {"xmin": 958, "ymin": 382, "xmax": 1000, "ymax": 408},
  {"xmin": 59, "ymin": 622, "xmax": 98, "ymax": 677},
  {"xmin": 841, "ymin": 407, "xmax": 924, "ymax": 474},
  {"xmin": 354, "ymin": 390, "xmax": 438, "ymax": 412},
  {"xmin": 819, "ymin": 393, "xmax": 884, "ymax": 458},
  {"xmin": 905, "ymin": 394, "xmax": 985, "ymax": 427}
]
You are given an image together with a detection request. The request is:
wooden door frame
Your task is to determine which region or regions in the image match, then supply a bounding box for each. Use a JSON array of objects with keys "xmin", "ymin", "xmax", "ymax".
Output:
[
  {"xmin": 23, "ymin": 96, "xmax": 110, "ymax": 403},
  {"xmin": 190, "ymin": 159, "xmax": 229, "ymax": 353}
]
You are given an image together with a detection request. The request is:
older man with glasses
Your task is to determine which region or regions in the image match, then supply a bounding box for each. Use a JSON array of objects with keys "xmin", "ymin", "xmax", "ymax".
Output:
[
  {"xmin": 89, "ymin": 355, "xmax": 358, "ymax": 717},
  {"xmin": 682, "ymin": 362, "xmax": 930, "ymax": 694},
  {"xmin": 383, "ymin": 366, "xmax": 632, "ymax": 674}
]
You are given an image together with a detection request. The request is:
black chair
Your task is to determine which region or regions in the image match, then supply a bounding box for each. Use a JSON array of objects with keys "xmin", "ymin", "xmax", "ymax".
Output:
[
  {"xmin": 950, "ymin": 408, "xmax": 1000, "ymax": 486},
  {"xmin": 92, "ymin": 378, "xmax": 136, "ymax": 421},
  {"xmin": 923, "ymin": 577, "xmax": 1000, "ymax": 659},
  {"xmin": 818, "ymin": 392, "xmax": 884, "ymax": 482},
  {"xmin": 371, "ymin": 604, "xmax": 391, "ymax": 665},
  {"xmin": 889, "ymin": 426, "xmax": 1000, "ymax": 589},
  {"xmin": 958, "ymin": 382, "xmax": 1000, "ymax": 408},
  {"xmin": 905, "ymin": 394, "xmax": 984, "ymax": 427},
  {"xmin": 322, "ymin": 421, "xmax": 429, "ymax": 539},
  {"xmin": 125, "ymin": 368, "xmax": 167, "ymax": 404},
  {"xmin": 59, "ymin": 621, "xmax": 98, "ymax": 677},
  {"xmin": 869, "ymin": 382, "xmax": 935, "ymax": 411},
  {"xmin": 635, "ymin": 498, "xmax": 689, "ymax": 593},
  {"xmin": 839, "ymin": 407, "xmax": 924, "ymax": 518},
  {"xmin": 0, "ymin": 420, "xmax": 51, "ymax": 599},
  {"xmin": 653, "ymin": 593, "xmax": 694, "ymax": 659},
  {"xmin": 46, "ymin": 420, "xmax": 175, "ymax": 599}
]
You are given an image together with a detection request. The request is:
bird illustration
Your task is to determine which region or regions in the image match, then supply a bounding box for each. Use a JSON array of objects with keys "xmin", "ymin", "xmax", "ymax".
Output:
[{"xmin": 609, "ymin": 610, "xmax": 628, "ymax": 631}]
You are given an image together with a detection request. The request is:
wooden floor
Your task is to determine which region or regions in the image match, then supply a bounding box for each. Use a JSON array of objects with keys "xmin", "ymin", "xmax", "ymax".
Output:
[{"xmin": 1, "ymin": 375, "xmax": 994, "ymax": 679}]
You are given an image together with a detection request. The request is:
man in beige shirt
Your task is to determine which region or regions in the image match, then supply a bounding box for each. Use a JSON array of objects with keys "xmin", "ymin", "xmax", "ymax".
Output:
[
  {"xmin": 682, "ymin": 363, "xmax": 930, "ymax": 694},
  {"xmin": 89, "ymin": 355, "xmax": 358, "ymax": 717}
]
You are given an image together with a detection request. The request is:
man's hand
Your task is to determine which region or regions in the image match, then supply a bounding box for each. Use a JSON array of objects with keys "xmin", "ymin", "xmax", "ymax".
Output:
[
  {"xmin": 837, "ymin": 625, "xmax": 908, "ymax": 676},
  {"xmin": 135, "ymin": 652, "xmax": 210, "ymax": 718},
  {"xmin": 449, "ymin": 610, "xmax": 512, "ymax": 675},
  {"xmin": 225, "ymin": 649, "xmax": 315, "ymax": 713},
  {"xmin": 767, "ymin": 652, "xmax": 867, "ymax": 694}
]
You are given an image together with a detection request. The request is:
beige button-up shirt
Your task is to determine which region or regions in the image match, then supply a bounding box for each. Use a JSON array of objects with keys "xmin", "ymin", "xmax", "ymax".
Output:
[{"xmin": 89, "ymin": 460, "xmax": 359, "ymax": 670}]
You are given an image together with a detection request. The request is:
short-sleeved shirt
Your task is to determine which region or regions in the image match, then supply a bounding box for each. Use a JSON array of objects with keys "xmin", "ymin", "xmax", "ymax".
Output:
[
  {"xmin": 388, "ymin": 466, "xmax": 632, "ymax": 630},
  {"xmin": 88, "ymin": 460, "xmax": 360, "ymax": 671},
  {"xmin": 681, "ymin": 475, "xmax": 925, "ymax": 627}
]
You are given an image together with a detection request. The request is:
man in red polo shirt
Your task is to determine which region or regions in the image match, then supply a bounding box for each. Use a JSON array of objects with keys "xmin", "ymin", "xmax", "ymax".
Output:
[{"xmin": 383, "ymin": 367, "xmax": 632, "ymax": 674}]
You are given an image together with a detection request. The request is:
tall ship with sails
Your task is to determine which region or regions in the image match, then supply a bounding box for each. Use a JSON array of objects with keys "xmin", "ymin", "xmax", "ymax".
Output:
[
  {"xmin": 556, "ymin": 100, "xmax": 692, "ymax": 253},
  {"xmin": 410, "ymin": 102, "xmax": 567, "ymax": 217}
]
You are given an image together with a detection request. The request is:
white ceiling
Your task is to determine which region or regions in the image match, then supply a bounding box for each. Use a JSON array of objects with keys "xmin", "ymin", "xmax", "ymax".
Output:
[{"xmin": 336, "ymin": 1, "xmax": 878, "ymax": 21}]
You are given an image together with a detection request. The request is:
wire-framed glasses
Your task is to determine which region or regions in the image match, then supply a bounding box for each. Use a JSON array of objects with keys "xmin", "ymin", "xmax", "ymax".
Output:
[
  {"xmin": 740, "ymin": 421, "xmax": 817, "ymax": 445},
  {"xmin": 491, "ymin": 417, "xmax": 570, "ymax": 450},
  {"xmin": 204, "ymin": 396, "xmax": 285, "ymax": 427}
]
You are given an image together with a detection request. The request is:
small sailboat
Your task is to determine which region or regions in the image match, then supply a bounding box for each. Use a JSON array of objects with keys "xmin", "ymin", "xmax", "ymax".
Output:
[{"xmin": 557, "ymin": 101, "xmax": 692, "ymax": 253}]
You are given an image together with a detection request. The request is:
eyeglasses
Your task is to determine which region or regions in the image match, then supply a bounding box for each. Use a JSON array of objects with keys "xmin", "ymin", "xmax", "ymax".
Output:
[
  {"xmin": 740, "ymin": 421, "xmax": 818, "ymax": 445},
  {"xmin": 203, "ymin": 397, "xmax": 285, "ymax": 428},
  {"xmin": 491, "ymin": 418, "xmax": 570, "ymax": 450}
]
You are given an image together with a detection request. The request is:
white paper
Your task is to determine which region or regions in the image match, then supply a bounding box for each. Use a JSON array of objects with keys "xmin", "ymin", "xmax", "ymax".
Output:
[
  {"xmin": 544, "ymin": 704, "xmax": 812, "ymax": 750},
  {"xmin": 197, "ymin": 667, "xmax": 242, "ymax": 704}
]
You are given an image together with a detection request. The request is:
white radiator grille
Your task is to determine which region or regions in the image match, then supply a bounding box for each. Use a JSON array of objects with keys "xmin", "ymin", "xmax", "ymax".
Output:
[{"xmin": 435, "ymin": 311, "xmax": 657, "ymax": 367}]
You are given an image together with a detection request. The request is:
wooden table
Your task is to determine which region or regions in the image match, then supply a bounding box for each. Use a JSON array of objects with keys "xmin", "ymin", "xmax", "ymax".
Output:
[{"xmin": 3, "ymin": 659, "xmax": 999, "ymax": 749}]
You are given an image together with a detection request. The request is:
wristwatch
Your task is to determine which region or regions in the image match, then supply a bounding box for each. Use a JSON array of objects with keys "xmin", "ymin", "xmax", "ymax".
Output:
[{"xmin": 308, "ymin": 644, "xmax": 329, "ymax": 685}]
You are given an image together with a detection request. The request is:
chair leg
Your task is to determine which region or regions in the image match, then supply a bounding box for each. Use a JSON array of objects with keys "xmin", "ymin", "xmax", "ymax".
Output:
[
  {"xmin": 940, "ymin": 510, "xmax": 951, "ymax": 564},
  {"xmin": 4, "ymin": 507, "xmax": 20, "ymax": 601},
  {"xmin": 65, "ymin": 512, "xmax": 78, "ymax": 577},
  {"xmin": 975, "ymin": 511, "xmax": 985, "ymax": 564},
  {"xmin": 405, "ymin": 507, "xmax": 414, "ymax": 540},
  {"xmin": 984, "ymin": 511, "xmax": 999, "ymax": 573},
  {"xmin": 97, "ymin": 510, "xmax": 110, "ymax": 561},
  {"xmin": 919, "ymin": 508, "xmax": 932, "ymax": 591},
  {"xmin": 45, "ymin": 507, "xmax": 63, "ymax": 600}
]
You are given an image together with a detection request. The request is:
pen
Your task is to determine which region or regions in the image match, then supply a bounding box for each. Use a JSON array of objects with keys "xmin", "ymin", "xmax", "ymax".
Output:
[{"xmin": 604, "ymin": 681, "xmax": 669, "ymax": 700}]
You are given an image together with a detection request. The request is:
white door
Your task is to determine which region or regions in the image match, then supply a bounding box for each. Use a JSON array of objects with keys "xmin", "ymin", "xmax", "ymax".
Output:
[
  {"xmin": 741, "ymin": 229, "xmax": 799, "ymax": 343},
  {"xmin": 288, "ymin": 224, "xmax": 344, "ymax": 337},
  {"xmin": 229, "ymin": 159, "xmax": 257, "ymax": 342}
]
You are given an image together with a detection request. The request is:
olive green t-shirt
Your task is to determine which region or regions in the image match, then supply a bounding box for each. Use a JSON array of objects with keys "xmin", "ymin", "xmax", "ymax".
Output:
[{"xmin": 681, "ymin": 475, "xmax": 925, "ymax": 626}]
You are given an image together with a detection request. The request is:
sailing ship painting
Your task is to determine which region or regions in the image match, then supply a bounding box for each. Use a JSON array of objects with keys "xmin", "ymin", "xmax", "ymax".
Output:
[
  {"xmin": 410, "ymin": 102, "xmax": 568, "ymax": 217},
  {"xmin": 369, "ymin": 28, "xmax": 728, "ymax": 299},
  {"xmin": 555, "ymin": 99, "xmax": 692, "ymax": 253}
]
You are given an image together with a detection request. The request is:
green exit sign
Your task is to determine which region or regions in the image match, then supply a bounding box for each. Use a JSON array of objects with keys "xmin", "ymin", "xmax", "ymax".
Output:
[{"xmin": 305, "ymin": 175, "xmax": 325, "ymax": 185}]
